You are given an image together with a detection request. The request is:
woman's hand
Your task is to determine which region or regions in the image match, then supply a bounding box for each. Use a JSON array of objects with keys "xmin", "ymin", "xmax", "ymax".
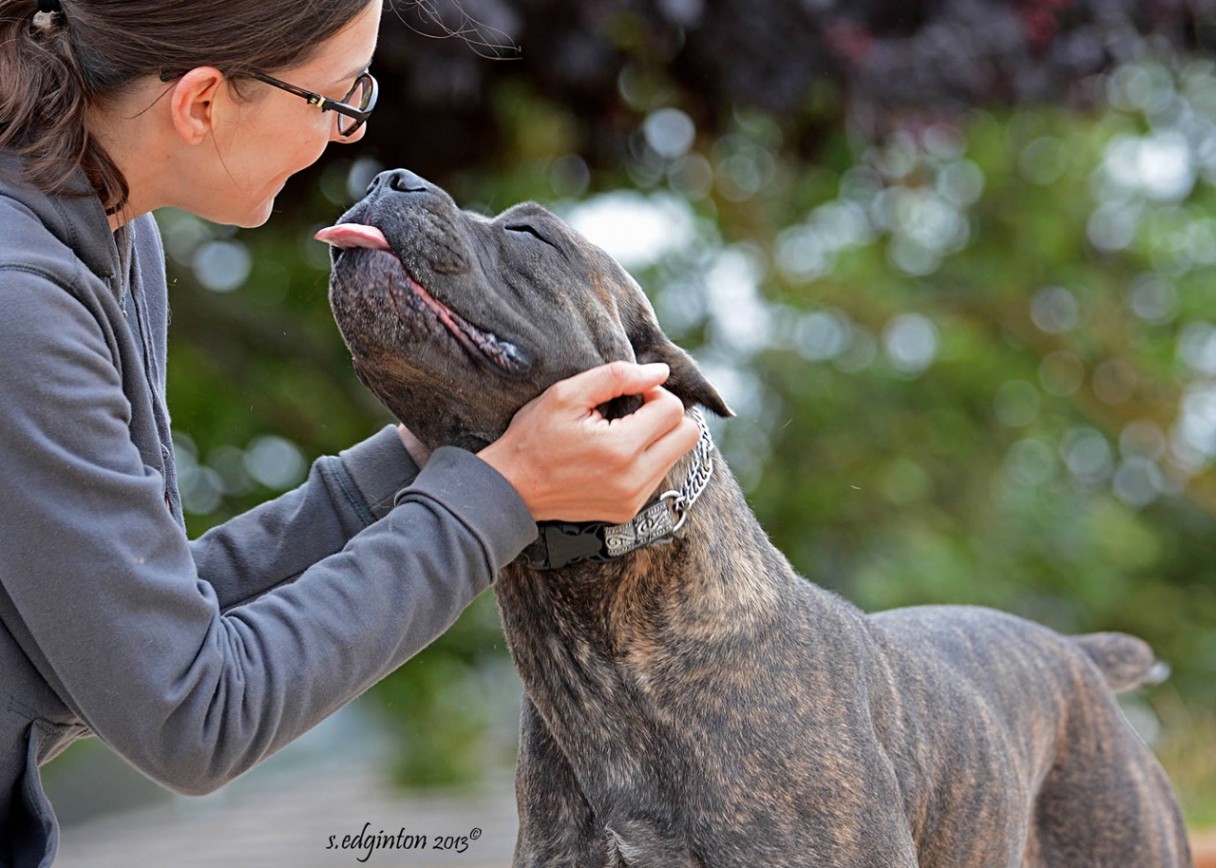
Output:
[{"xmin": 478, "ymin": 361, "xmax": 700, "ymax": 523}]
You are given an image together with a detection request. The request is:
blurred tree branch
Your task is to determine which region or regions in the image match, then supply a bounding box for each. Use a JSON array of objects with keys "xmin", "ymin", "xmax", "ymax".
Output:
[{"xmin": 275, "ymin": 0, "xmax": 1215, "ymax": 199}]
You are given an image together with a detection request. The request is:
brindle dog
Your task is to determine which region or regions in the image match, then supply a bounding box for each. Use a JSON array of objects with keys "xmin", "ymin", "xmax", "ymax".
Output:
[{"xmin": 320, "ymin": 169, "xmax": 1193, "ymax": 867}]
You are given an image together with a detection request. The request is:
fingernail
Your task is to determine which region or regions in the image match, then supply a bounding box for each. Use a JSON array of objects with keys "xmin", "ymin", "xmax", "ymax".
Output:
[{"xmin": 642, "ymin": 362, "xmax": 670, "ymax": 376}]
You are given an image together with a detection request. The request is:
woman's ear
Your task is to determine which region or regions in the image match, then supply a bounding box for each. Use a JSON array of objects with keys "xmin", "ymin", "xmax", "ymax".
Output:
[{"xmin": 167, "ymin": 67, "xmax": 225, "ymax": 145}]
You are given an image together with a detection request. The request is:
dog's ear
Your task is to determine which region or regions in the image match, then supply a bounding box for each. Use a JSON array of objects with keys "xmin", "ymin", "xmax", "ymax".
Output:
[
  {"xmin": 624, "ymin": 302, "xmax": 734, "ymax": 418},
  {"xmin": 637, "ymin": 338, "xmax": 734, "ymax": 418}
]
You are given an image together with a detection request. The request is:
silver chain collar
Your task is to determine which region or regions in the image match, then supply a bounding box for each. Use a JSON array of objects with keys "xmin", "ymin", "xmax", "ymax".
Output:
[
  {"xmin": 603, "ymin": 408, "xmax": 713, "ymax": 557},
  {"xmin": 523, "ymin": 409, "xmax": 715, "ymax": 570}
]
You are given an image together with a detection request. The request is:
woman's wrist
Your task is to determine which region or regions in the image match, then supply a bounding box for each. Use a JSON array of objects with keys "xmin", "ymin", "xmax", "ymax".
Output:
[{"xmin": 396, "ymin": 423, "xmax": 431, "ymax": 468}]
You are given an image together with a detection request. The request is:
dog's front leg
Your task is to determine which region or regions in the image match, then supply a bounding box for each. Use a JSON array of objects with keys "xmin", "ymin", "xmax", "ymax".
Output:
[{"xmin": 513, "ymin": 697, "xmax": 617, "ymax": 867}]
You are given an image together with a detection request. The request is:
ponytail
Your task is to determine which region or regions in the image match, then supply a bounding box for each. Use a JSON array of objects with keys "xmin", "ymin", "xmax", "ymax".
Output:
[{"xmin": 0, "ymin": 0, "xmax": 128, "ymax": 210}]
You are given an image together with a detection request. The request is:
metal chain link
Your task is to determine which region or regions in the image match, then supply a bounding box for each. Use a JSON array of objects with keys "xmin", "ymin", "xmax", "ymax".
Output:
[{"xmin": 657, "ymin": 408, "xmax": 714, "ymax": 533}]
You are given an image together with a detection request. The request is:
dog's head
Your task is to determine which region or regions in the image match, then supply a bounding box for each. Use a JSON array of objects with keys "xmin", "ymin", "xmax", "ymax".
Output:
[{"xmin": 321, "ymin": 169, "xmax": 731, "ymax": 451}]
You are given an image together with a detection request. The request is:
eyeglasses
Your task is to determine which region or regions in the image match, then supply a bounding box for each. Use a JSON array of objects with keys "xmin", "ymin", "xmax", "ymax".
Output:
[
  {"xmin": 158, "ymin": 68, "xmax": 378, "ymax": 137},
  {"xmin": 250, "ymin": 69, "xmax": 378, "ymax": 137}
]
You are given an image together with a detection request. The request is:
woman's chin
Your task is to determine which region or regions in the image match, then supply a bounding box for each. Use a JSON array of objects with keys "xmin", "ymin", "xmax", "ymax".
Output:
[
  {"xmin": 228, "ymin": 196, "xmax": 276, "ymax": 229},
  {"xmin": 190, "ymin": 199, "xmax": 273, "ymax": 229},
  {"xmin": 239, "ymin": 193, "xmax": 276, "ymax": 226}
]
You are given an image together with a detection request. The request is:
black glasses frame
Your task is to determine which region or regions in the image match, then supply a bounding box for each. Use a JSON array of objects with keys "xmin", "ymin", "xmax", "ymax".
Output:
[
  {"xmin": 250, "ymin": 69, "xmax": 378, "ymax": 137},
  {"xmin": 158, "ymin": 68, "xmax": 378, "ymax": 137}
]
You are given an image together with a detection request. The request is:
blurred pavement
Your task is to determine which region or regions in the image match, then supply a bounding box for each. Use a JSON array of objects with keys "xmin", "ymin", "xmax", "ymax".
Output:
[
  {"xmin": 54, "ymin": 762, "xmax": 518, "ymax": 868},
  {"xmin": 47, "ymin": 698, "xmax": 519, "ymax": 867}
]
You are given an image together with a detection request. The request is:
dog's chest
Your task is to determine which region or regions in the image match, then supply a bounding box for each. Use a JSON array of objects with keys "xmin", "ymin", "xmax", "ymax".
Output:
[{"xmin": 496, "ymin": 567, "xmax": 648, "ymax": 736}]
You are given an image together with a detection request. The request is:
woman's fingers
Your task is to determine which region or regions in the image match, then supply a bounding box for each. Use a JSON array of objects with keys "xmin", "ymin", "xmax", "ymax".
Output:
[
  {"xmin": 549, "ymin": 360, "xmax": 670, "ymax": 414},
  {"xmin": 611, "ymin": 384, "xmax": 688, "ymax": 447},
  {"xmin": 635, "ymin": 395, "xmax": 701, "ymax": 485}
]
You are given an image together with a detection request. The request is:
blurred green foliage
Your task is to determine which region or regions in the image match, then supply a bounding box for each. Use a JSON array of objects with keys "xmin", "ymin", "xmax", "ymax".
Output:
[{"xmin": 162, "ymin": 51, "xmax": 1214, "ymax": 821}]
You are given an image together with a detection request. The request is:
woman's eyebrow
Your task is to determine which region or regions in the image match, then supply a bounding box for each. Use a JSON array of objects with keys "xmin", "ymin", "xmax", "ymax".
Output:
[{"xmin": 331, "ymin": 59, "xmax": 372, "ymax": 86}]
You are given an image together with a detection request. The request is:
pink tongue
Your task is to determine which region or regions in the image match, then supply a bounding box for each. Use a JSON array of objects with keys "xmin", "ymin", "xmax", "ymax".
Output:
[{"xmin": 314, "ymin": 223, "xmax": 391, "ymax": 250}]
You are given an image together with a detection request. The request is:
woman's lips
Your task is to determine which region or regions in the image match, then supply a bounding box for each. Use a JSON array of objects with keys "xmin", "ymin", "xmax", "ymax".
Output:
[{"xmin": 314, "ymin": 223, "xmax": 391, "ymax": 250}]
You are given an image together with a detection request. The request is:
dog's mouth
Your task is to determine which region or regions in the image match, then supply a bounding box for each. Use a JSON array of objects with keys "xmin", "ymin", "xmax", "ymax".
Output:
[{"xmin": 317, "ymin": 222, "xmax": 530, "ymax": 376}]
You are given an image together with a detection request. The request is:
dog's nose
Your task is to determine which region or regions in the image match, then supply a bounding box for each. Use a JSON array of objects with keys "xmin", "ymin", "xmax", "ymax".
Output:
[{"xmin": 367, "ymin": 169, "xmax": 431, "ymax": 197}]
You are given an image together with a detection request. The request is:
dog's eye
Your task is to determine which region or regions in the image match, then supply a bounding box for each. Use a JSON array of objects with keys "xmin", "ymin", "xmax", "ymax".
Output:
[{"xmin": 505, "ymin": 224, "xmax": 553, "ymax": 246}]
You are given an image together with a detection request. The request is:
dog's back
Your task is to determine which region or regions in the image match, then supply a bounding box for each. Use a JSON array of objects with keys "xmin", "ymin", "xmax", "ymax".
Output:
[{"xmin": 867, "ymin": 605, "xmax": 1192, "ymax": 866}]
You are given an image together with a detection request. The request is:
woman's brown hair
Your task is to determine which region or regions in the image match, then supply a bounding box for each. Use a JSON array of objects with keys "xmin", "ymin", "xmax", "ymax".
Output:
[{"xmin": 0, "ymin": 0, "xmax": 372, "ymax": 211}]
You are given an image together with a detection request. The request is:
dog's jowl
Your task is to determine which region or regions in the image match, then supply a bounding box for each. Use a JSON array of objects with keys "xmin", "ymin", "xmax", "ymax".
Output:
[{"xmin": 320, "ymin": 168, "xmax": 1193, "ymax": 868}]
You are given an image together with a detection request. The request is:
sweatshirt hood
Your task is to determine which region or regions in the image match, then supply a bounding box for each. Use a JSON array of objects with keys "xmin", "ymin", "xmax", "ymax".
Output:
[{"xmin": 0, "ymin": 152, "xmax": 123, "ymax": 289}]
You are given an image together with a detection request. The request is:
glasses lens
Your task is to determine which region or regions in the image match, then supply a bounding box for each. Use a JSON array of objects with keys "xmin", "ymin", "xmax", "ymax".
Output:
[
  {"xmin": 339, "ymin": 74, "xmax": 370, "ymax": 110},
  {"xmin": 337, "ymin": 74, "xmax": 373, "ymax": 136},
  {"xmin": 355, "ymin": 74, "xmax": 374, "ymax": 110}
]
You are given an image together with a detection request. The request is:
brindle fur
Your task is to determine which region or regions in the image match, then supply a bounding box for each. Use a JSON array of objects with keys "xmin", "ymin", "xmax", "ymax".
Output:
[{"xmin": 327, "ymin": 169, "xmax": 1193, "ymax": 868}]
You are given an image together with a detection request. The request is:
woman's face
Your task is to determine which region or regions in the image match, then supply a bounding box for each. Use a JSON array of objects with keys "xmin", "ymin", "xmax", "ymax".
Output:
[{"xmin": 185, "ymin": 0, "xmax": 383, "ymax": 227}]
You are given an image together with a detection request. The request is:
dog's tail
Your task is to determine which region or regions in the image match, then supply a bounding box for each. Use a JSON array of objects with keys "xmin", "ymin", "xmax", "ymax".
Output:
[{"xmin": 1070, "ymin": 632, "xmax": 1171, "ymax": 693}]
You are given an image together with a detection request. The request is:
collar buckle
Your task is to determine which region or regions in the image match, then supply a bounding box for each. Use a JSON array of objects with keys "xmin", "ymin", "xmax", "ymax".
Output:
[{"xmin": 523, "ymin": 522, "xmax": 609, "ymax": 570}]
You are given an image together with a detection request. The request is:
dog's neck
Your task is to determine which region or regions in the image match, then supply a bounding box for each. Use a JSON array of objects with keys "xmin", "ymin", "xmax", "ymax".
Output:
[{"xmin": 494, "ymin": 415, "xmax": 804, "ymax": 791}]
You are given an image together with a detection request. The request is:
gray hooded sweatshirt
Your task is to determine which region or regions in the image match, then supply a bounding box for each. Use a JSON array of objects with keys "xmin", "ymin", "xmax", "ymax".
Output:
[{"xmin": 0, "ymin": 160, "xmax": 538, "ymax": 866}]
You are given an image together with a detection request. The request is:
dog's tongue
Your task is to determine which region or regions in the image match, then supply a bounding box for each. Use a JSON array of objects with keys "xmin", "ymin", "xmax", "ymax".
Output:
[{"xmin": 314, "ymin": 223, "xmax": 390, "ymax": 250}]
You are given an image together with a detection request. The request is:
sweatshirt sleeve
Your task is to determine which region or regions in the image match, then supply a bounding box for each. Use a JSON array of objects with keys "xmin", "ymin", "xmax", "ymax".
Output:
[
  {"xmin": 191, "ymin": 425, "xmax": 421, "ymax": 611},
  {"xmin": 0, "ymin": 270, "xmax": 537, "ymax": 795}
]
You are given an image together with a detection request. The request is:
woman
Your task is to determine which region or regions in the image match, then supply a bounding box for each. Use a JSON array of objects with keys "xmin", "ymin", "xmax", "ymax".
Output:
[{"xmin": 0, "ymin": 0, "xmax": 699, "ymax": 863}]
